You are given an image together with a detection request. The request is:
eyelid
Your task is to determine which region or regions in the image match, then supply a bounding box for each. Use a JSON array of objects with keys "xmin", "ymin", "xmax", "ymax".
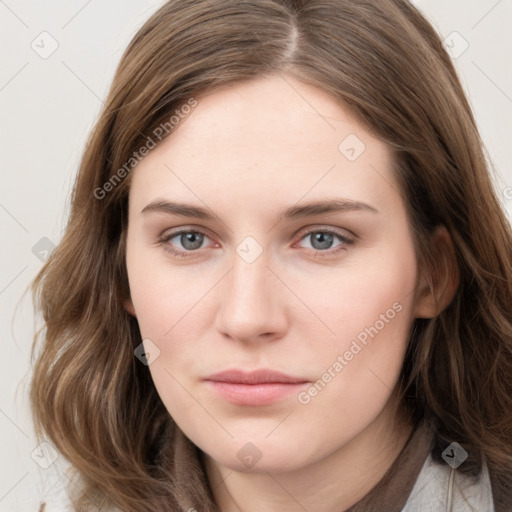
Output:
[
  {"xmin": 293, "ymin": 224, "xmax": 357, "ymax": 242},
  {"xmin": 159, "ymin": 224, "xmax": 216, "ymax": 242}
]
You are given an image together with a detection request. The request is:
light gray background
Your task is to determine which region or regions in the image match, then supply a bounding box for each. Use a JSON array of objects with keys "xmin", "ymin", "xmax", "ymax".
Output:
[{"xmin": 1, "ymin": 0, "xmax": 511, "ymax": 509}]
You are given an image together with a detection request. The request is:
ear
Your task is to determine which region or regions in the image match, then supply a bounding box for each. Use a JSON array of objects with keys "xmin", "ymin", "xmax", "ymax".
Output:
[
  {"xmin": 124, "ymin": 297, "xmax": 137, "ymax": 317},
  {"xmin": 413, "ymin": 225, "xmax": 460, "ymax": 319}
]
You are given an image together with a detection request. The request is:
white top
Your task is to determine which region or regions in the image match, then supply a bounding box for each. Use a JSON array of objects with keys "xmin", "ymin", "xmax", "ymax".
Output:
[{"xmin": 403, "ymin": 454, "xmax": 495, "ymax": 511}]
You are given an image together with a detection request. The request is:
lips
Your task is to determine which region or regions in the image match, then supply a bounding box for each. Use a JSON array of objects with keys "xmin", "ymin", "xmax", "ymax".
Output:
[
  {"xmin": 205, "ymin": 369, "xmax": 309, "ymax": 385},
  {"xmin": 204, "ymin": 369, "xmax": 309, "ymax": 406}
]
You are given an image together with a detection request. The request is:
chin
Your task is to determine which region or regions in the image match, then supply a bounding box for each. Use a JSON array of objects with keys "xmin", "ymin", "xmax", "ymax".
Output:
[{"xmin": 202, "ymin": 436, "xmax": 318, "ymax": 475}]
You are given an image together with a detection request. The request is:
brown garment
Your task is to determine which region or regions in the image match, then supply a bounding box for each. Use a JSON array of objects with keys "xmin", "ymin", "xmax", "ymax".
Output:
[{"xmin": 345, "ymin": 419, "xmax": 434, "ymax": 511}]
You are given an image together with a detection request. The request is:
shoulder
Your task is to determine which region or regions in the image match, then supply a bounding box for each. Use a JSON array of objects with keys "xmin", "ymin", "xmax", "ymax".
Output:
[{"xmin": 403, "ymin": 453, "xmax": 495, "ymax": 511}]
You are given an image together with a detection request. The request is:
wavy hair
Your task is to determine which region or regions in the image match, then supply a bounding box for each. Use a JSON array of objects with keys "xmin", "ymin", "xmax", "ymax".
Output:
[{"xmin": 30, "ymin": 0, "xmax": 512, "ymax": 510}]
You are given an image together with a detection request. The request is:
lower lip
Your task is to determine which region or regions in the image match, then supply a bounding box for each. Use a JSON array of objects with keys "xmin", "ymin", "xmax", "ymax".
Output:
[{"xmin": 205, "ymin": 381, "xmax": 308, "ymax": 406}]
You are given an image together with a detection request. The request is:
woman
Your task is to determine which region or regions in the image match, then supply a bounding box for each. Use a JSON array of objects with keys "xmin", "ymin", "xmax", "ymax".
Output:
[{"xmin": 31, "ymin": 0, "xmax": 512, "ymax": 510}]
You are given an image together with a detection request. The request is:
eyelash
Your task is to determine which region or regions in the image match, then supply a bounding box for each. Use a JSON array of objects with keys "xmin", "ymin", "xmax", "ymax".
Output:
[{"xmin": 158, "ymin": 228, "xmax": 355, "ymax": 259}]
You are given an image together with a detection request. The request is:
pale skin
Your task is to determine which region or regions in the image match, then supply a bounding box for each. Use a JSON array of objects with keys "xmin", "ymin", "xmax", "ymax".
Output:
[{"xmin": 124, "ymin": 75, "xmax": 458, "ymax": 511}]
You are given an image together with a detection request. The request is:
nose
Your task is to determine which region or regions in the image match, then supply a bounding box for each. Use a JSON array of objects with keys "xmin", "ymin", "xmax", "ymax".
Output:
[{"xmin": 214, "ymin": 251, "xmax": 288, "ymax": 344}]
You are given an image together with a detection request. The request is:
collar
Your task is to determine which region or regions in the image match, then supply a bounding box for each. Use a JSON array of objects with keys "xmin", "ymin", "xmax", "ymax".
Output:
[{"xmin": 170, "ymin": 419, "xmax": 433, "ymax": 512}]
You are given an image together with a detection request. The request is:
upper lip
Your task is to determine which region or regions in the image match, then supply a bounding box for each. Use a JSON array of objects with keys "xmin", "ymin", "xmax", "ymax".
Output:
[{"xmin": 205, "ymin": 369, "xmax": 309, "ymax": 385}]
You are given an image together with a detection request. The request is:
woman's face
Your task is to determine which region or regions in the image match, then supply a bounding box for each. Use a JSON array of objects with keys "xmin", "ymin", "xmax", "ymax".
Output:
[{"xmin": 125, "ymin": 75, "xmax": 428, "ymax": 472}]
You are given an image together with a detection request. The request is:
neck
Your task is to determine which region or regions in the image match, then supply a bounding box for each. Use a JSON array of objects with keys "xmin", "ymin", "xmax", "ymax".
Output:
[{"xmin": 202, "ymin": 397, "xmax": 414, "ymax": 512}]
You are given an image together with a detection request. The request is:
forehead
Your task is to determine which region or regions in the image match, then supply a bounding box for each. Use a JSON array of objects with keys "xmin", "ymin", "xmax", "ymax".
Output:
[{"xmin": 129, "ymin": 75, "xmax": 401, "ymax": 217}]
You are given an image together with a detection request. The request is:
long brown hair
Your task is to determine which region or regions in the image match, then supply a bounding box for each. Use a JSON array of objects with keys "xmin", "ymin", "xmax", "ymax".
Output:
[{"xmin": 30, "ymin": 0, "xmax": 512, "ymax": 510}]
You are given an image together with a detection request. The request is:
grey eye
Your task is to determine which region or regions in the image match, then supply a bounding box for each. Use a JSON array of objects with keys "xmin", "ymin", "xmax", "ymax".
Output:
[
  {"xmin": 309, "ymin": 232, "xmax": 335, "ymax": 250},
  {"xmin": 179, "ymin": 232, "xmax": 205, "ymax": 250},
  {"xmin": 171, "ymin": 231, "xmax": 204, "ymax": 251}
]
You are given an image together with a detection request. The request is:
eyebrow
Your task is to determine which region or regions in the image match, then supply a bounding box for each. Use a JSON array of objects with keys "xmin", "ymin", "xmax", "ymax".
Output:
[{"xmin": 141, "ymin": 198, "xmax": 379, "ymax": 221}]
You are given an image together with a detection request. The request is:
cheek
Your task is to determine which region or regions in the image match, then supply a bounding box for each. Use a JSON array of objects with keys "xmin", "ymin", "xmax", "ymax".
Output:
[
  {"xmin": 125, "ymin": 235, "xmax": 209, "ymax": 338},
  {"xmin": 295, "ymin": 230, "xmax": 417, "ymax": 348},
  {"xmin": 294, "ymin": 237, "xmax": 417, "ymax": 424},
  {"xmin": 127, "ymin": 219, "xmax": 418, "ymax": 370},
  {"xmin": 125, "ymin": 240, "xmax": 219, "ymax": 403}
]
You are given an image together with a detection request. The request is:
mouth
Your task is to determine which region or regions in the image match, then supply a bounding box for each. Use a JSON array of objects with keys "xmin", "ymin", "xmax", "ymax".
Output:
[{"xmin": 204, "ymin": 369, "xmax": 310, "ymax": 406}]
